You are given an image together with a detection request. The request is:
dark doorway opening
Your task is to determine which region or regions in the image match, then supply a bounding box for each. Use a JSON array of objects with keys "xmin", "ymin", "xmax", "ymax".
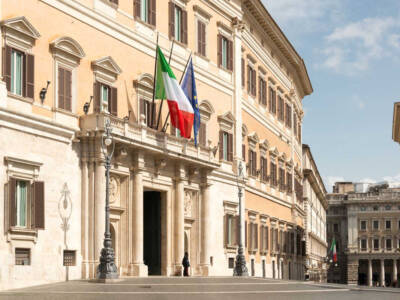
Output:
[{"xmin": 143, "ymin": 191, "xmax": 161, "ymax": 275}]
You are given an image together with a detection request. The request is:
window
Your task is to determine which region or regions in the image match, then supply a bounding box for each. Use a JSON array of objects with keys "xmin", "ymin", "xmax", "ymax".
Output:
[
  {"xmin": 333, "ymin": 223, "xmax": 339, "ymax": 233},
  {"xmin": 270, "ymin": 161, "xmax": 277, "ymax": 187},
  {"xmin": 3, "ymin": 47, "xmax": 34, "ymax": 98},
  {"xmin": 269, "ymin": 87, "xmax": 276, "ymax": 114},
  {"xmin": 248, "ymin": 223, "xmax": 258, "ymax": 251},
  {"xmin": 248, "ymin": 150, "xmax": 257, "ymax": 177},
  {"xmin": 247, "ymin": 65, "xmax": 256, "ymax": 96},
  {"xmin": 360, "ymin": 206, "xmax": 367, "ymax": 211},
  {"xmin": 260, "ymin": 226, "xmax": 269, "ymax": 253},
  {"xmin": 109, "ymin": 0, "xmax": 118, "ymax": 5},
  {"xmin": 7, "ymin": 178, "xmax": 45, "ymax": 230},
  {"xmin": 360, "ymin": 239, "xmax": 367, "ymax": 251},
  {"xmin": 57, "ymin": 67, "xmax": 72, "ymax": 111},
  {"xmin": 169, "ymin": 2, "xmax": 187, "ymax": 44},
  {"xmin": 218, "ymin": 35, "xmax": 233, "ymax": 71},
  {"xmin": 279, "ymin": 168, "xmax": 285, "ymax": 191},
  {"xmin": 260, "ymin": 157, "xmax": 268, "ymax": 182},
  {"xmin": 386, "ymin": 220, "xmax": 391, "ymax": 230},
  {"xmin": 293, "ymin": 113, "xmax": 298, "ymax": 136},
  {"xmin": 198, "ymin": 122, "xmax": 207, "ymax": 147},
  {"xmin": 134, "ymin": 0, "xmax": 156, "ymax": 25},
  {"xmin": 224, "ymin": 214, "xmax": 238, "ymax": 247},
  {"xmin": 360, "ymin": 220, "xmax": 367, "ymax": 231},
  {"xmin": 278, "ymin": 96, "xmax": 284, "ymax": 121},
  {"xmin": 219, "ymin": 131, "xmax": 233, "ymax": 162},
  {"xmin": 373, "ymin": 206, "xmax": 379, "ymax": 211},
  {"xmin": 63, "ymin": 250, "xmax": 76, "ymax": 266},
  {"xmin": 385, "ymin": 205, "xmax": 391, "ymax": 211},
  {"xmin": 386, "ymin": 239, "xmax": 392, "ymax": 250},
  {"xmin": 373, "ymin": 220, "xmax": 379, "ymax": 230},
  {"xmin": 241, "ymin": 58, "xmax": 245, "ymax": 87},
  {"xmin": 140, "ymin": 99, "xmax": 156, "ymax": 128},
  {"xmin": 15, "ymin": 248, "xmax": 30, "ymax": 265},
  {"xmin": 286, "ymin": 173, "xmax": 293, "ymax": 194},
  {"xmin": 94, "ymin": 82, "xmax": 117, "ymax": 116},
  {"xmin": 259, "ymin": 77, "xmax": 266, "ymax": 105},
  {"xmin": 228, "ymin": 257, "xmax": 234, "ymax": 268},
  {"xmin": 197, "ymin": 20, "xmax": 206, "ymax": 57},
  {"xmin": 373, "ymin": 239, "xmax": 379, "ymax": 250},
  {"xmin": 285, "ymin": 103, "xmax": 292, "ymax": 128}
]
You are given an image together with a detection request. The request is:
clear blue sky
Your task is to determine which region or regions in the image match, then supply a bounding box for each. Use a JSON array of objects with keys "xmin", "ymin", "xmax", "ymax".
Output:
[{"xmin": 263, "ymin": 0, "xmax": 400, "ymax": 191}]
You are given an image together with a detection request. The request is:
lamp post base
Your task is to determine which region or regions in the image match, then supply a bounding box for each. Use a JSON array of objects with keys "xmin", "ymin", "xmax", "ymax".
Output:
[
  {"xmin": 97, "ymin": 246, "xmax": 119, "ymax": 280},
  {"xmin": 233, "ymin": 248, "xmax": 248, "ymax": 276}
]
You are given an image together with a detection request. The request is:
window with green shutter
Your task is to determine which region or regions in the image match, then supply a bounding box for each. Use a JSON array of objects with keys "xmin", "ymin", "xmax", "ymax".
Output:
[
  {"xmin": 16, "ymin": 180, "xmax": 28, "ymax": 228},
  {"xmin": 11, "ymin": 50, "xmax": 23, "ymax": 96}
]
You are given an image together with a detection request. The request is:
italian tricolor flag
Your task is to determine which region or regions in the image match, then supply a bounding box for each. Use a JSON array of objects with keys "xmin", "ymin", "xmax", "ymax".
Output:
[
  {"xmin": 330, "ymin": 238, "xmax": 337, "ymax": 263},
  {"xmin": 155, "ymin": 46, "xmax": 194, "ymax": 138}
]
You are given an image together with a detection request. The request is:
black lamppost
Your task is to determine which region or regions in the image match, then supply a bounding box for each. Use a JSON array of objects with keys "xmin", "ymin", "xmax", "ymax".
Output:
[
  {"xmin": 97, "ymin": 119, "xmax": 119, "ymax": 280},
  {"xmin": 234, "ymin": 162, "xmax": 248, "ymax": 276}
]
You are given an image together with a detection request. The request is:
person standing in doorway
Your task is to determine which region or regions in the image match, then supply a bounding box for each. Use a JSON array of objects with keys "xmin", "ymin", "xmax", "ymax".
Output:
[{"xmin": 182, "ymin": 252, "xmax": 190, "ymax": 276}]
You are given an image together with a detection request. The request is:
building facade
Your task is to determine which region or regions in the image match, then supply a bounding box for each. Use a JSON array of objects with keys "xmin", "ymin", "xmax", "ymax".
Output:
[
  {"xmin": 327, "ymin": 182, "xmax": 400, "ymax": 287},
  {"xmin": 0, "ymin": 0, "xmax": 312, "ymax": 290},
  {"xmin": 302, "ymin": 145, "xmax": 327, "ymax": 282}
]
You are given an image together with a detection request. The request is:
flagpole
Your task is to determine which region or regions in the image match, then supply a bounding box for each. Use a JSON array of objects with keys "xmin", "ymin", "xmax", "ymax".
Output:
[
  {"xmin": 150, "ymin": 32, "xmax": 159, "ymax": 129},
  {"xmin": 155, "ymin": 40, "xmax": 175, "ymax": 130},
  {"xmin": 161, "ymin": 51, "xmax": 193, "ymax": 133}
]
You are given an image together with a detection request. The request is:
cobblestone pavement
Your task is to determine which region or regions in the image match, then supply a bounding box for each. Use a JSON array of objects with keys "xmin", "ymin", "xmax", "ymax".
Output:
[{"xmin": 1, "ymin": 277, "xmax": 399, "ymax": 300}]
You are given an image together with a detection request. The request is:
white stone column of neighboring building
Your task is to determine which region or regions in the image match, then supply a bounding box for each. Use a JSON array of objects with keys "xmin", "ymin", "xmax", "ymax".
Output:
[
  {"xmin": 200, "ymin": 173, "xmax": 212, "ymax": 275},
  {"xmin": 94, "ymin": 159, "xmax": 106, "ymax": 267},
  {"xmin": 129, "ymin": 167, "xmax": 147, "ymax": 276},
  {"xmin": 393, "ymin": 259, "xmax": 397, "ymax": 284},
  {"xmin": 88, "ymin": 160, "xmax": 95, "ymax": 278},
  {"xmin": 380, "ymin": 259, "xmax": 385, "ymax": 286},
  {"xmin": 368, "ymin": 259, "xmax": 372, "ymax": 287},
  {"xmin": 174, "ymin": 164, "xmax": 185, "ymax": 275},
  {"xmin": 81, "ymin": 153, "xmax": 89, "ymax": 279}
]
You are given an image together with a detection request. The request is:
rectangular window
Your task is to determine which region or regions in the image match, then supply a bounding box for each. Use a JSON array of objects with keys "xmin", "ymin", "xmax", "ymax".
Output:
[
  {"xmin": 286, "ymin": 173, "xmax": 293, "ymax": 194},
  {"xmin": 270, "ymin": 162, "xmax": 277, "ymax": 187},
  {"xmin": 278, "ymin": 97, "xmax": 284, "ymax": 121},
  {"xmin": 294, "ymin": 113, "xmax": 298, "ymax": 136},
  {"xmin": 228, "ymin": 257, "xmax": 234, "ymax": 269},
  {"xmin": 279, "ymin": 168, "xmax": 285, "ymax": 191},
  {"xmin": 248, "ymin": 150, "xmax": 257, "ymax": 177},
  {"xmin": 333, "ymin": 223, "xmax": 339, "ymax": 233},
  {"xmin": 140, "ymin": 0, "xmax": 148, "ymax": 22},
  {"xmin": 259, "ymin": 77, "xmax": 266, "ymax": 104},
  {"xmin": 269, "ymin": 87, "xmax": 276, "ymax": 114},
  {"xmin": 386, "ymin": 220, "xmax": 391, "ymax": 230},
  {"xmin": 174, "ymin": 6, "xmax": 182, "ymax": 42},
  {"xmin": 218, "ymin": 35, "xmax": 233, "ymax": 71},
  {"xmin": 197, "ymin": 20, "xmax": 206, "ymax": 57},
  {"xmin": 260, "ymin": 157, "xmax": 268, "ymax": 182},
  {"xmin": 373, "ymin": 239, "xmax": 379, "ymax": 250},
  {"xmin": 199, "ymin": 122, "xmax": 206, "ymax": 146},
  {"xmin": 285, "ymin": 103, "xmax": 292, "ymax": 128},
  {"xmin": 169, "ymin": 2, "xmax": 187, "ymax": 44},
  {"xmin": 361, "ymin": 239, "xmax": 367, "ymax": 251},
  {"xmin": 360, "ymin": 220, "xmax": 367, "ymax": 230},
  {"xmin": 373, "ymin": 220, "xmax": 379, "ymax": 230},
  {"xmin": 219, "ymin": 131, "xmax": 233, "ymax": 162},
  {"xmin": 16, "ymin": 180, "xmax": 28, "ymax": 228},
  {"xmin": 57, "ymin": 67, "xmax": 72, "ymax": 112},
  {"xmin": 11, "ymin": 49, "xmax": 23, "ymax": 96},
  {"xmin": 386, "ymin": 239, "xmax": 392, "ymax": 250},
  {"xmin": 223, "ymin": 132, "xmax": 228, "ymax": 161},
  {"xmin": 15, "ymin": 248, "xmax": 30, "ymax": 265},
  {"xmin": 63, "ymin": 250, "xmax": 76, "ymax": 266},
  {"xmin": 101, "ymin": 84, "xmax": 110, "ymax": 113}
]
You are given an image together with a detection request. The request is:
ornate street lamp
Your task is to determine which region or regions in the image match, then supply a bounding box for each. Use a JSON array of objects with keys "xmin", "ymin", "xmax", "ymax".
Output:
[
  {"xmin": 97, "ymin": 119, "xmax": 119, "ymax": 280},
  {"xmin": 234, "ymin": 161, "xmax": 249, "ymax": 276}
]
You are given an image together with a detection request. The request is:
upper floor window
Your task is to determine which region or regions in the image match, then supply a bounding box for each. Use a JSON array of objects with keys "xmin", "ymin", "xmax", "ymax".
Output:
[
  {"xmin": 217, "ymin": 35, "xmax": 233, "ymax": 71},
  {"xmin": 134, "ymin": 0, "xmax": 156, "ymax": 25},
  {"xmin": 224, "ymin": 214, "xmax": 238, "ymax": 247},
  {"xmin": 293, "ymin": 113, "xmax": 298, "ymax": 137},
  {"xmin": 270, "ymin": 161, "xmax": 277, "ymax": 187},
  {"xmin": 373, "ymin": 220, "xmax": 379, "ymax": 230},
  {"xmin": 285, "ymin": 103, "xmax": 292, "ymax": 128},
  {"xmin": 269, "ymin": 87, "xmax": 276, "ymax": 114},
  {"xmin": 385, "ymin": 220, "xmax": 391, "ymax": 230},
  {"xmin": 385, "ymin": 205, "xmax": 391, "ymax": 211},
  {"xmin": 373, "ymin": 206, "xmax": 379, "ymax": 211},
  {"xmin": 360, "ymin": 238, "xmax": 367, "ymax": 251},
  {"xmin": 197, "ymin": 20, "xmax": 206, "ymax": 57},
  {"xmin": 219, "ymin": 131, "xmax": 233, "ymax": 162},
  {"xmin": 386, "ymin": 238, "xmax": 392, "ymax": 250},
  {"xmin": 360, "ymin": 220, "xmax": 367, "ymax": 230},
  {"xmin": 248, "ymin": 150, "xmax": 257, "ymax": 177},
  {"xmin": 57, "ymin": 67, "xmax": 72, "ymax": 111},
  {"xmin": 198, "ymin": 122, "xmax": 207, "ymax": 147},
  {"xmin": 259, "ymin": 77, "xmax": 266, "ymax": 105},
  {"xmin": 94, "ymin": 82, "xmax": 117, "ymax": 116},
  {"xmin": 260, "ymin": 157, "xmax": 268, "ymax": 182},
  {"xmin": 169, "ymin": 2, "xmax": 187, "ymax": 44},
  {"xmin": 333, "ymin": 223, "xmax": 339, "ymax": 233},
  {"xmin": 140, "ymin": 99, "xmax": 156, "ymax": 127},
  {"xmin": 286, "ymin": 173, "xmax": 293, "ymax": 194},
  {"xmin": 279, "ymin": 168, "xmax": 285, "ymax": 191},
  {"xmin": 373, "ymin": 238, "xmax": 379, "ymax": 250},
  {"xmin": 278, "ymin": 96, "xmax": 284, "ymax": 121},
  {"xmin": 247, "ymin": 65, "xmax": 256, "ymax": 96}
]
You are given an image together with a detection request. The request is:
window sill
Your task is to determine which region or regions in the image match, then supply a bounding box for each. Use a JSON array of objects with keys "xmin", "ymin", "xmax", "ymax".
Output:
[
  {"xmin": 171, "ymin": 38, "xmax": 188, "ymax": 49},
  {"xmin": 134, "ymin": 17, "xmax": 156, "ymax": 30},
  {"xmin": 52, "ymin": 107, "xmax": 79, "ymax": 118},
  {"xmin": 217, "ymin": 65, "xmax": 233, "ymax": 73},
  {"xmin": 7, "ymin": 92, "xmax": 34, "ymax": 104},
  {"xmin": 7, "ymin": 227, "xmax": 38, "ymax": 243},
  {"xmin": 99, "ymin": 0, "xmax": 118, "ymax": 9},
  {"xmin": 194, "ymin": 52, "xmax": 209, "ymax": 61}
]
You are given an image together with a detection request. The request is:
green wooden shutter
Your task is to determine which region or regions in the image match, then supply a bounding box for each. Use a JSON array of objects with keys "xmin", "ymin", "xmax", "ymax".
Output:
[
  {"xmin": 26, "ymin": 54, "xmax": 34, "ymax": 99},
  {"xmin": 182, "ymin": 9, "xmax": 188, "ymax": 44},
  {"xmin": 3, "ymin": 46, "xmax": 12, "ymax": 91},
  {"xmin": 58, "ymin": 67, "xmax": 65, "ymax": 109},
  {"xmin": 65, "ymin": 69, "xmax": 72, "ymax": 111},
  {"xmin": 93, "ymin": 82, "xmax": 100, "ymax": 113},
  {"xmin": 168, "ymin": 2, "xmax": 175, "ymax": 39},
  {"xmin": 9, "ymin": 178, "xmax": 16, "ymax": 227},
  {"xmin": 134, "ymin": 0, "xmax": 141, "ymax": 18},
  {"xmin": 33, "ymin": 181, "xmax": 45, "ymax": 229},
  {"xmin": 110, "ymin": 87, "xmax": 118, "ymax": 116},
  {"xmin": 149, "ymin": 0, "xmax": 156, "ymax": 26}
]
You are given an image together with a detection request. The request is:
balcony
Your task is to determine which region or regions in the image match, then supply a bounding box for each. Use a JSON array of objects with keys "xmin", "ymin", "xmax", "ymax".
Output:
[{"xmin": 79, "ymin": 113, "xmax": 220, "ymax": 169}]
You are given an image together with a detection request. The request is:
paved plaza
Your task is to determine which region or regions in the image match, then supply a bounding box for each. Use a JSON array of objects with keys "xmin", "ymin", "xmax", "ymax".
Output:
[{"xmin": 1, "ymin": 277, "xmax": 399, "ymax": 300}]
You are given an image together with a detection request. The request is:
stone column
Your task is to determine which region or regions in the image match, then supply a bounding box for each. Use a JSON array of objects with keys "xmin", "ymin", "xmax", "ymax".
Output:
[
  {"xmin": 174, "ymin": 174, "xmax": 185, "ymax": 275},
  {"xmin": 393, "ymin": 259, "xmax": 397, "ymax": 285},
  {"xmin": 81, "ymin": 156, "xmax": 89, "ymax": 279},
  {"xmin": 88, "ymin": 161, "xmax": 95, "ymax": 278},
  {"xmin": 128, "ymin": 168, "xmax": 147, "ymax": 276},
  {"xmin": 200, "ymin": 178, "xmax": 212, "ymax": 275},
  {"xmin": 380, "ymin": 259, "xmax": 385, "ymax": 287},
  {"xmin": 94, "ymin": 160, "xmax": 106, "ymax": 265},
  {"xmin": 368, "ymin": 259, "xmax": 372, "ymax": 287}
]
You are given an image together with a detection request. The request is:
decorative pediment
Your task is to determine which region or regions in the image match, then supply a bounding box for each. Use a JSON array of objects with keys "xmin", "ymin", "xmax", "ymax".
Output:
[
  {"xmin": 279, "ymin": 152, "xmax": 287, "ymax": 162},
  {"xmin": 217, "ymin": 111, "xmax": 235, "ymax": 131},
  {"xmin": 259, "ymin": 139, "xmax": 269, "ymax": 150},
  {"xmin": 286, "ymin": 158, "xmax": 294, "ymax": 168},
  {"xmin": 242, "ymin": 124, "xmax": 248, "ymax": 137},
  {"xmin": 1, "ymin": 16, "xmax": 40, "ymax": 40},
  {"xmin": 247, "ymin": 132, "xmax": 259, "ymax": 149},
  {"xmin": 134, "ymin": 73, "xmax": 154, "ymax": 100},
  {"xmin": 269, "ymin": 147, "xmax": 279, "ymax": 158},
  {"xmin": 91, "ymin": 56, "xmax": 122, "ymax": 82},
  {"xmin": 50, "ymin": 36, "xmax": 85, "ymax": 61},
  {"xmin": 199, "ymin": 100, "xmax": 214, "ymax": 121}
]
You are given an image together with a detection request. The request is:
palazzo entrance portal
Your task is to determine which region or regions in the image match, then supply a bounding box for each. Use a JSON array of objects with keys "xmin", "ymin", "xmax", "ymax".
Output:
[{"xmin": 143, "ymin": 191, "xmax": 161, "ymax": 275}]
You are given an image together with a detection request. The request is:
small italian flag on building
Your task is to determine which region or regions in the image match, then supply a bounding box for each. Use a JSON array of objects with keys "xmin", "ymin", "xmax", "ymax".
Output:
[
  {"xmin": 330, "ymin": 237, "xmax": 337, "ymax": 263},
  {"xmin": 155, "ymin": 46, "xmax": 194, "ymax": 138}
]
